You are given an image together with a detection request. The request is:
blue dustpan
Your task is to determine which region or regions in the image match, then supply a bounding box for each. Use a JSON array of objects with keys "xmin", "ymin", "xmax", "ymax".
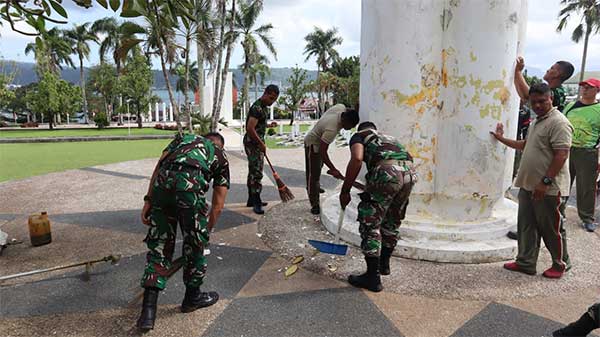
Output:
[{"xmin": 308, "ymin": 208, "xmax": 348, "ymax": 255}]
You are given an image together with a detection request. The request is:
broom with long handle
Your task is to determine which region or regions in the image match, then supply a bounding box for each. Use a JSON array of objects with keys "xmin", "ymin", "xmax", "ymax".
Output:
[{"xmin": 264, "ymin": 153, "xmax": 295, "ymax": 202}]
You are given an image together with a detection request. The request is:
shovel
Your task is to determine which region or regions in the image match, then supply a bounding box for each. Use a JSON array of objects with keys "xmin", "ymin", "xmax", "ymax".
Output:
[{"xmin": 308, "ymin": 207, "xmax": 348, "ymax": 255}]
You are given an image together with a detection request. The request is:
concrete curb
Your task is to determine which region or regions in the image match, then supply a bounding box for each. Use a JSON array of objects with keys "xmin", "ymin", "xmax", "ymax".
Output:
[{"xmin": 0, "ymin": 135, "xmax": 175, "ymax": 143}]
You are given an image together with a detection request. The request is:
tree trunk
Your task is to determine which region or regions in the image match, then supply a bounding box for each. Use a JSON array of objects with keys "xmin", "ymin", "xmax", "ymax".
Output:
[
  {"xmin": 49, "ymin": 112, "xmax": 54, "ymax": 130},
  {"xmin": 242, "ymin": 44, "xmax": 250, "ymax": 119},
  {"xmin": 184, "ymin": 33, "xmax": 193, "ymax": 133},
  {"xmin": 153, "ymin": 5, "xmax": 182, "ymax": 135},
  {"xmin": 196, "ymin": 32, "xmax": 205, "ymax": 117},
  {"xmin": 212, "ymin": 0, "xmax": 236, "ymax": 132},
  {"xmin": 137, "ymin": 102, "xmax": 143, "ymax": 128},
  {"xmin": 579, "ymin": 28, "xmax": 591, "ymax": 85},
  {"xmin": 79, "ymin": 56, "xmax": 88, "ymax": 124},
  {"xmin": 211, "ymin": 0, "xmax": 227, "ymax": 119},
  {"xmin": 254, "ymin": 73, "xmax": 258, "ymax": 107}
]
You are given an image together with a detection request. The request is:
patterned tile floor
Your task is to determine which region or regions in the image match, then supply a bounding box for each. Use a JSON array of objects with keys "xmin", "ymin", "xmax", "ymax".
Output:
[{"xmin": 1, "ymin": 148, "xmax": 599, "ymax": 337}]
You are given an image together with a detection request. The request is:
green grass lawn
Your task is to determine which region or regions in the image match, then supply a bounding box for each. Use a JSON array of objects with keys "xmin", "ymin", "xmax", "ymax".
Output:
[
  {"xmin": 0, "ymin": 128, "xmax": 177, "ymax": 138},
  {"xmin": 0, "ymin": 139, "xmax": 171, "ymax": 182}
]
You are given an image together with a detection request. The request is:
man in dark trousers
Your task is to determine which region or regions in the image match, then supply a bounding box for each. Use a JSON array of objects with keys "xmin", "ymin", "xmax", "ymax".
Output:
[
  {"xmin": 508, "ymin": 57, "xmax": 574, "ymax": 241},
  {"xmin": 244, "ymin": 85, "xmax": 280, "ymax": 214},
  {"xmin": 491, "ymin": 83, "xmax": 573, "ymax": 279},
  {"xmin": 303, "ymin": 103, "xmax": 359, "ymax": 214},
  {"xmin": 563, "ymin": 78, "xmax": 600, "ymax": 232},
  {"xmin": 137, "ymin": 132, "xmax": 230, "ymax": 331},
  {"xmin": 340, "ymin": 122, "xmax": 416, "ymax": 292}
]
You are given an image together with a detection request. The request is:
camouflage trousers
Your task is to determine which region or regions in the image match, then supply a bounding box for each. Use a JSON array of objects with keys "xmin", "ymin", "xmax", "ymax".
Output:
[
  {"xmin": 140, "ymin": 187, "xmax": 209, "ymax": 290},
  {"xmin": 244, "ymin": 143, "xmax": 264, "ymax": 195},
  {"xmin": 358, "ymin": 165, "xmax": 415, "ymax": 257}
]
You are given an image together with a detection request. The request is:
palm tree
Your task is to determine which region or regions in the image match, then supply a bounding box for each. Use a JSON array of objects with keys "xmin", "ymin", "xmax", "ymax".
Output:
[
  {"xmin": 246, "ymin": 53, "xmax": 270, "ymax": 103},
  {"xmin": 25, "ymin": 27, "xmax": 75, "ymax": 76},
  {"xmin": 212, "ymin": 0, "xmax": 236, "ymax": 131},
  {"xmin": 64, "ymin": 23, "xmax": 99, "ymax": 124},
  {"xmin": 232, "ymin": 0, "xmax": 277, "ymax": 118},
  {"xmin": 303, "ymin": 27, "xmax": 343, "ymax": 114},
  {"xmin": 91, "ymin": 18, "xmax": 145, "ymax": 75},
  {"xmin": 557, "ymin": 0, "xmax": 600, "ymax": 83},
  {"xmin": 137, "ymin": 0, "xmax": 184, "ymax": 134},
  {"xmin": 194, "ymin": 0, "xmax": 218, "ymax": 118}
]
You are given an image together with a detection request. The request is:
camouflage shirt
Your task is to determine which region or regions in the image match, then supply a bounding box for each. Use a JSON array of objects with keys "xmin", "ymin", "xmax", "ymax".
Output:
[
  {"xmin": 552, "ymin": 85, "xmax": 567, "ymax": 112},
  {"xmin": 244, "ymin": 99, "xmax": 269, "ymax": 145},
  {"xmin": 155, "ymin": 133, "xmax": 230, "ymax": 193},
  {"xmin": 349, "ymin": 129, "xmax": 413, "ymax": 184}
]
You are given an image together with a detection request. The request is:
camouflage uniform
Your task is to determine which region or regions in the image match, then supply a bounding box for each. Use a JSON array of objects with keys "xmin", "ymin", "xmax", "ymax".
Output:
[
  {"xmin": 587, "ymin": 303, "xmax": 600, "ymax": 327},
  {"xmin": 244, "ymin": 99, "xmax": 269, "ymax": 195},
  {"xmin": 350, "ymin": 130, "xmax": 416, "ymax": 257},
  {"xmin": 141, "ymin": 133, "xmax": 230, "ymax": 290},
  {"xmin": 552, "ymin": 85, "xmax": 567, "ymax": 112}
]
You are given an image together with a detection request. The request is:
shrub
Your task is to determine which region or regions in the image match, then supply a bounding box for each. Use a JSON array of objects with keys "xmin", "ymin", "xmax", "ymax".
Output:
[
  {"xmin": 94, "ymin": 112, "xmax": 110, "ymax": 129},
  {"xmin": 154, "ymin": 123, "xmax": 163, "ymax": 130},
  {"xmin": 268, "ymin": 121, "xmax": 278, "ymax": 128},
  {"xmin": 0, "ymin": 121, "xmax": 8, "ymax": 128},
  {"xmin": 20, "ymin": 122, "xmax": 39, "ymax": 128},
  {"xmin": 267, "ymin": 128, "xmax": 276, "ymax": 136}
]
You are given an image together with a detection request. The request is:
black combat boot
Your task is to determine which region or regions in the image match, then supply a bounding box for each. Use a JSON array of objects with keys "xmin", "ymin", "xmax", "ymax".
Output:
[
  {"xmin": 553, "ymin": 312, "xmax": 597, "ymax": 337},
  {"xmin": 136, "ymin": 287, "xmax": 159, "ymax": 331},
  {"xmin": 181, "ymin": 287, "xmax": 219, "ymax": 313},
  {"xmin": 252, "ymin": 193, "xmax": 265, "ymax": 215},
  {"xmin": 380, "ymin": 246, "xmax": 394, "ymax": 276},
  {"xmin": 246, "ymin": 192, "xmax": 267, "ymax": 207},
  {"xmin": 348, "ymin": 256, "xmax": 383, "ymax": 292}
]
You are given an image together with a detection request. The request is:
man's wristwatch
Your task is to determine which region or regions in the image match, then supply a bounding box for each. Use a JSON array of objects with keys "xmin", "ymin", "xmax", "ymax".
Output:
[
  {"xmin": 541, "ymin": 176, "xmax": 553, "ymax": 186},
  {"xmin": 143, "ymin": 195, "xmax": 152, "ymax": 202}
]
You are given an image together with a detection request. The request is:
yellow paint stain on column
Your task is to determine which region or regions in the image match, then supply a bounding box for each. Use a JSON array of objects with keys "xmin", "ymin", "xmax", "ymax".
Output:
[{"xmin": 470, "ymin": 51, "xmax": 477, "ymax": 62}]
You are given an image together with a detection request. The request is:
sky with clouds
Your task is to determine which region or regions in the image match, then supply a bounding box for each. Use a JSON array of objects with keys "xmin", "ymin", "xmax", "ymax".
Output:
[{"xmin": 0, "ymin": 0, "xmax": 598, "ymax": 76}]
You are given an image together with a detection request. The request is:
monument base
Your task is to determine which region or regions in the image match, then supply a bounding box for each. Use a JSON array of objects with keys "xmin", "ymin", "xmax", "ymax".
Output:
[{"xmin": 321, "ymin": 191, "xmax": 518, "ymax": 263}]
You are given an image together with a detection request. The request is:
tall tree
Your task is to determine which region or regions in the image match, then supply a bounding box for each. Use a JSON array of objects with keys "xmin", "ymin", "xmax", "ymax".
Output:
[
  {"xmin": 211, "ymin": 0, "xmax": 236, "ymax": 131},
  {"xmin": 64, "ymin": 23, "xmax": 99, "ymax": 124},
  {"xmin": 231, "ymin": 0, "xmax": 277, "ymax": 121},
  {"xmin": 87, "ymin": 63, "xmax": 118, "ymax": 117},
  {"xmin": 136, "ymin": 0, "xmax": 186, "ymax": 134},
  {"xmin": 91, "ymin": 18, "xmax": 145, "ymax": 75},
  {"xmin": 557, "ymin": 0, "xmax": 600, "ymax": 83},
  {"xmin": 27, "ymin": 72, "xmax": 60, "ymax": 129},
  {"xmin": 25, "ymin": 27, "xmax": 75, "ymax": 76},
  {"xmin": 121, "ymin": 50, "xmax": 154, "ymax": 128},
  {"xmin": 303, "ymin": 27, "xmax": 343, "ymax": 114},
  {"xmin": 194, "ymin": 0, "xmax": 218, "ymax": 119},
  {"xmin": 283, "ymin": 65, "xmax": 308, "ymax": 126},
  {"xmin": 247, "ymin": 53, "xmax": 270, "ymax": 102}
]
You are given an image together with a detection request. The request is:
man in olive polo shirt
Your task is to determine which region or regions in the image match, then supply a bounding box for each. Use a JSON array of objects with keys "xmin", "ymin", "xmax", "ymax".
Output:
[
  {"xmin": 491, "ymin": 83, "xmax": 573, "ymax": 279},
  {"xmin": 304, "ymin": 104, "xmax": 359, "ymax": 214},
  {"xmin": 564, "ymin": 78, "xmax": 600, "ymax": 232}
]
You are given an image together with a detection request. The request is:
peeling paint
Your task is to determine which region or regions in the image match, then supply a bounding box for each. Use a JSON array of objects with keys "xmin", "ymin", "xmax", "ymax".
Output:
[
  {"xmin": 469, "ymin": 51, "xmax": 477, "ymax": 62},
  {"xmin": 479, "ymin": 104, "xmax": 502, "ymax": 120}
]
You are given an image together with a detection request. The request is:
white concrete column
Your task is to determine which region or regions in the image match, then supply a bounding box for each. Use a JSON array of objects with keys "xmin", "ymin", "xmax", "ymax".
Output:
[
  {"xmin": 169, "ymin": 103, "xmax": 174, "ymax": 122},
  {"xmin": 270, "ymin": 105, "xmax": 274, "ymax": 120},
  {"xmin": 322, "ymin": 0, "xmax": 528, "ymax": 263},
  {"xmin": 162, "ymin": 102, "xmax": 167, "ymax": 121},
  {"xmin": 155, "ymin": 102, "xmax": 159, "ymax": 122}
]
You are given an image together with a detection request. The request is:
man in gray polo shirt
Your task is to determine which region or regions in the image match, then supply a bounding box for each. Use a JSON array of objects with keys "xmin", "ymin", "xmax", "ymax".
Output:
[
  {"xmin": 491, "ymin": 83, "xmax": 573, "ymax": 279},
  {"xmin": 304, "ymin": 104, "xmax": 359, "ymax": 214}
]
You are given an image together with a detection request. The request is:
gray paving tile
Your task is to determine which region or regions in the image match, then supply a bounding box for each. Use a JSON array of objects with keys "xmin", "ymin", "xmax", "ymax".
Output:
[
  {"xmin": 202, "ymin": 287, "xmax": 403, "ymax": 337},
  {"xmin": 450, "ymin": 302, "xmax": 599, "ymax": 337},
  {"xmin": 0, "ymin": 245, "xmax": 270, "ymax": 317},
  {"xmin": 79, "ymin": 167, "xmax": 149, "ymax": 180},
  {"xmin": 0, "ymin": 213, "xmax": 17, "ymax": 221},
  {"xmin": 51, "ymin": 208, "xmax": 253, "ymax": 234}
]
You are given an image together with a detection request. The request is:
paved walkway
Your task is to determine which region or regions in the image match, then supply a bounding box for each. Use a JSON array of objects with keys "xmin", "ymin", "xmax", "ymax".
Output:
[{"xmin": 0, "ymin": 144, "xmax": 599, "ymax": 337}]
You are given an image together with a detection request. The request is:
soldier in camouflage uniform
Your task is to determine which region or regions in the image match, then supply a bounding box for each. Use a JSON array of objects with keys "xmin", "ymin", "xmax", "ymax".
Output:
[
  {"xmin": 136, "ymin": 132, "xmax": 230, "ymax": 331},
  {"xmin": 554, "ymin": 302, "xmax": 599, "ymax": 336},
  {"xmin": 244, "ymin": 84, "xmax": 279, "ymax": 214},
  {"xmin": 340, "ymin": 122, "xmax": 416, "ymax": 292}
]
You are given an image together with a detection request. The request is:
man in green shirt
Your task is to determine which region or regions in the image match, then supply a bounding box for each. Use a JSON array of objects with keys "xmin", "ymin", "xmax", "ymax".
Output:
[
  {"xmin": 564, "ymin": 78, "xmax": 600, "ymax": 232},
  {"xmin": 244, "ymin": 85, "xmax": 280, "ymax": 214}
]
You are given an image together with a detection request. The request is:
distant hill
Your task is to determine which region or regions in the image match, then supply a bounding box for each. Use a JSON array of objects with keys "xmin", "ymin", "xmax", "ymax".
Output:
[{"xmin": 1, "ymin": 61, "xmax": 318, "ymax": 89}]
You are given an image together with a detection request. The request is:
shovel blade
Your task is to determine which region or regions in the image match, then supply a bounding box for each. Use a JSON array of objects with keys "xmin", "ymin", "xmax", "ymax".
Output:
[{"xmin": 308, "ymin": 240, "xmax": 348, "ymax": 255}]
